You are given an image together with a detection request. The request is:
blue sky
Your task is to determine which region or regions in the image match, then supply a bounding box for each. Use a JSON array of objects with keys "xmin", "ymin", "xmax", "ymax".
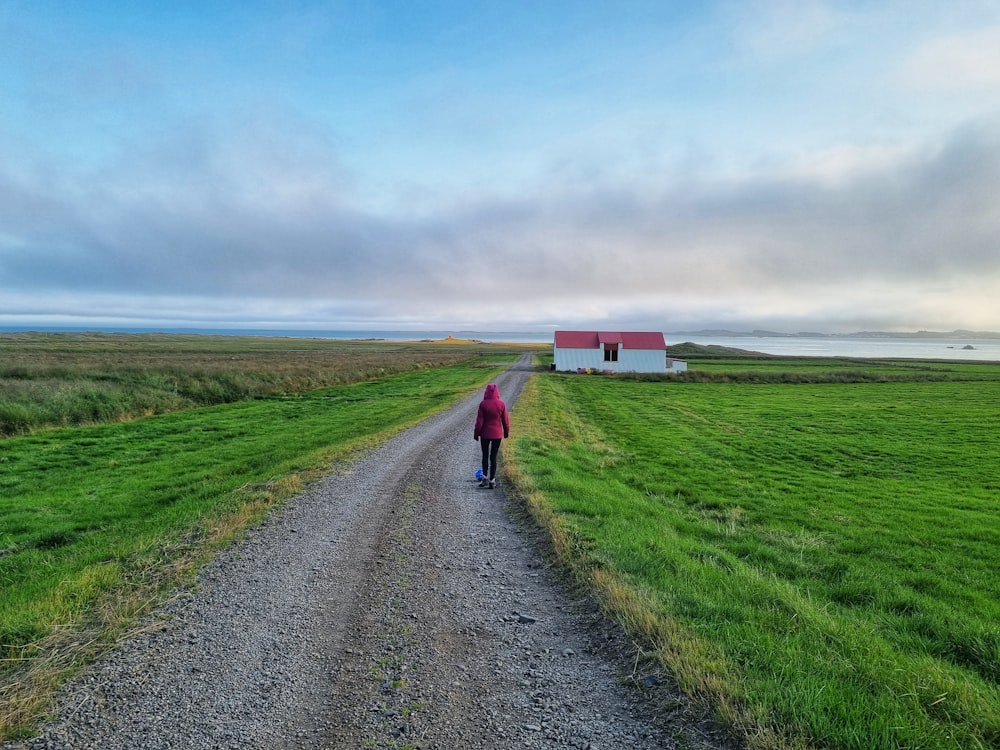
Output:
[{"xmin": 2, "ymin": 1, "xmax": 1000, "ymax": 333}]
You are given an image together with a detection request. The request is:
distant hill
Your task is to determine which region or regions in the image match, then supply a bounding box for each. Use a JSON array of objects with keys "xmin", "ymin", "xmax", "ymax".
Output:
[{"xmin": 667, "ymin": 341, "xmax": 772, "ymax": 357}]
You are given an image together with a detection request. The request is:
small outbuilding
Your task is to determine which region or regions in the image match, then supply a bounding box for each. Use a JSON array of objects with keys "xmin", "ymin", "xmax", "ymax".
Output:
[{"xmin": 553, "ymin": 330, "xmax": 686, "ymax": 374}]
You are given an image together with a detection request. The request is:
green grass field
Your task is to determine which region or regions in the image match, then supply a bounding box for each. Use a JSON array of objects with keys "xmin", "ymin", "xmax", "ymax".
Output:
[
  {"xmin": 4, "ymin": 335, "xmax": 998, "ymax": 748},
  {"xmin": 0, "ymin": 333, "xmax": 523, "ymax": 739},
  {"xmin": 509, "ymin": 362, "xmax": 1000, "ymax": 750},
  {"xmin": 0, "ymin": 331, "xmax": 495, "ymax": 436}
]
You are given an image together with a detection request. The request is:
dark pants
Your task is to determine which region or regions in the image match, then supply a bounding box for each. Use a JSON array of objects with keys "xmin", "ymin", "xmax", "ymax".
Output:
[{"xmin": 481, "ymin": 438, "xmax": 502, "ymax": 479}]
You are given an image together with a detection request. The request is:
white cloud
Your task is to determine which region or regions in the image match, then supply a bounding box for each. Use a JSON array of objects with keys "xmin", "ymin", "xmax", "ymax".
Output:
[
  {"xmin": 4, "ymin": 115, "xmax": 1000, "ymax": 333},
  {"xmin": 724, "ymin": 0, "xmax": 852, "ymax": 58},
  {"xmin": 779, "ymin": 143, "xmax": 917, "ymax": 187},
  {"xmin": 903, "ymin": 27, "xmax": 1000, "ymax": 90}
]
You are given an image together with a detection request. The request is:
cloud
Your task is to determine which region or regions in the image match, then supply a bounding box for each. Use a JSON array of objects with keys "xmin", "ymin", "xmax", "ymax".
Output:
[
  {"xmin": 902, "ymin": 26, "xmax": 1000, "ymax": 90},
  {"xmin": 468, "ymin": 119, "xmax": 1000, "ymax": 294},
  {"xmin": 3, "ymin": 96, "xmax": 1000, "ymax": 333},
  {"xmin": 723, "ymin": 0, "xmax": 852, "ymax": 59}
]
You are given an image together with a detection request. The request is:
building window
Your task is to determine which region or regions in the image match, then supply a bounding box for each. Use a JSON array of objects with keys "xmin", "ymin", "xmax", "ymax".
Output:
[{"xmin": 603, "ymin": 347, "xmax": 618, "ymax": 362}]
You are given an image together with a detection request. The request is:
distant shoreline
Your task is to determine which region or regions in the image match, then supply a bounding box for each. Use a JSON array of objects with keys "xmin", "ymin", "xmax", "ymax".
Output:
[
  {"xmin": 665, "ymin": 328, "xmax": 1000, "ymax": 340},
  {"xmin": 2, "ymin": 325, "xmax": 999, "ymax": 340}
]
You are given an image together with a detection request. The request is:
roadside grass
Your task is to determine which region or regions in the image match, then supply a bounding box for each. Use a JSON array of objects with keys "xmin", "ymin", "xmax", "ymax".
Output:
[
  {"xmin": 0, "ymin": 357, "xmax": 511, "ymax": 740},
  {"xmin": 508, "ymin": 363, "xmax": 1000, "ymax": 750}
]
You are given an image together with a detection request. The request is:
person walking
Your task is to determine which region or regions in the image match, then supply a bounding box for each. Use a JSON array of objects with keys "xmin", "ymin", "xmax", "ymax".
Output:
[{"xmin": 474, "ymin": 383, "xmax": 510, "ymax": 489}]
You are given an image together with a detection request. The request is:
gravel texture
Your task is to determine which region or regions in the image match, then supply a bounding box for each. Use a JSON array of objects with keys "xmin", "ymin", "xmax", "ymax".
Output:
[{"xmin": 7, "ymin": 356, "xmax": 728, "ymax": 750}]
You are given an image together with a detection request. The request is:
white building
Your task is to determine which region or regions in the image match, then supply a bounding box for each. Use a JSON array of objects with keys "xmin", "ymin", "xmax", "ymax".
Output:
[{"xmin": 553, "ymin": 330, "xmax": 686, "ymax": 374}]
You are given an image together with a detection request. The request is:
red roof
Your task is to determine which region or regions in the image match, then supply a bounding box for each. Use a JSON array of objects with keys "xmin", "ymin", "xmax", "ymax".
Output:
[
  {"xmin": 555, "ymin": 331, "xmax": 599, "ymax": 348},
  {"xmin": 554, "ymin": 330, "xmax": 666, "ymax": 350}
]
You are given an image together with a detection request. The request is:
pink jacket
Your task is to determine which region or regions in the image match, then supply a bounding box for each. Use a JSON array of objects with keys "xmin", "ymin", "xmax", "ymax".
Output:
[{"xmin": 474, "ymin": 383, "xmax": 510, "ymax": 440}]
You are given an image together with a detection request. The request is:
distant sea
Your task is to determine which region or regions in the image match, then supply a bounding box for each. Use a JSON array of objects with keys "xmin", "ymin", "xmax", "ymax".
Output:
[
  {"xmin": 671, "ymin": 335, "xmax": 1000, "ymax": 362},
  {"xmin": 3, "ymin": 326, "xmax": 999, "ymax": 362}
]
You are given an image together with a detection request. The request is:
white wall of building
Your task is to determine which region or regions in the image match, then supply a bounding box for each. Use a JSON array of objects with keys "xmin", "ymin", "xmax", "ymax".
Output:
[
  {"xmin": 619, "ymin": 349, "xmax": 667, "ymax": 373},
  {"xmin": 554, "ymin": 346, "xmax": 668, "ymax": 373},
  {"xmin": 666, "ymin": 358, "xmax": 688, "ymax": 373},
  {"xmin": 553, "ymin": 347, "xmax": 602, "ymax": 371}
]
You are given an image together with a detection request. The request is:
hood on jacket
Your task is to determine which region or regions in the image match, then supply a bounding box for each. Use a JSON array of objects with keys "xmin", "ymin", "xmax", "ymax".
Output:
[{"xmin": 483, "ymin": 383, "xmax": 500, "ymax": 399}]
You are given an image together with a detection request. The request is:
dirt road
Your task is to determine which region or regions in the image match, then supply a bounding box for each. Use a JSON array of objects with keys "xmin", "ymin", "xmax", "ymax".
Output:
[{"xmin": 10, "ymin": 355, "xmax": 723, "ymax": 749}]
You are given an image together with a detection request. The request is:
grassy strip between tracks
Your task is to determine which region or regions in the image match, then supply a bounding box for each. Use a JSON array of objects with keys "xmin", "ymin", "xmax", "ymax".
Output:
[
  {"xmin": 507, "ymin": 360, "xmax": 1000, "ymax": 750},
  {"xmin": 0, "ymin": 355, "xmax": 514, "ymax": 741}
]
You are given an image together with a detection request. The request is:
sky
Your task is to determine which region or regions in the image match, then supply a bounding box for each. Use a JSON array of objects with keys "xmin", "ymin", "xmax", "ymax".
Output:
[{"xmin": 2, "ymin": 1, "xmax": 1000, "ymax": 334}]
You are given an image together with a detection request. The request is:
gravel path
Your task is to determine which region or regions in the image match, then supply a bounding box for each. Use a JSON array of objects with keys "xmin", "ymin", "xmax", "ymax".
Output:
[{"xmin": 8, "ymin": 356, "xmax": 727, "ymax": 750}]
